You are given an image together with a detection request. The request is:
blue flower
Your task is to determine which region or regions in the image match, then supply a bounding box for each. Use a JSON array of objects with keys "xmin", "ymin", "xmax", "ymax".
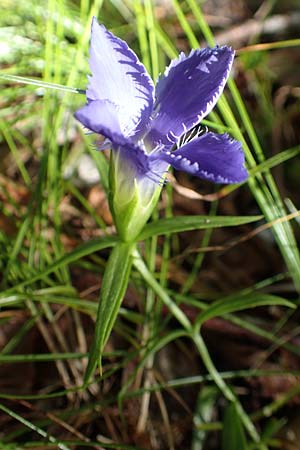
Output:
[{"xmin": 75, "ymin": 18, "xmax": 248, "ymax": 240}]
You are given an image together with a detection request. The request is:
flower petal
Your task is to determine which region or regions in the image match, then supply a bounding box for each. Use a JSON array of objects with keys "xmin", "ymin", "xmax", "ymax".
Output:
[
  {"xmin": 152, "ymin": 132, "xmax": 248, "ymax": 184},
  {"xmin": 147, "ymin": 46, "xmax": 234, "ymax": 147},
  {"xmin": 75, "ymin": 99, "xmax": 123, "ymax": 141},
  {"xmin": 86, "ymin": 18, "xmax": 154, "ymax": 139},
  {"xmin": 75, "ymin": 99, "xmax": 154, "ymax": 180}
]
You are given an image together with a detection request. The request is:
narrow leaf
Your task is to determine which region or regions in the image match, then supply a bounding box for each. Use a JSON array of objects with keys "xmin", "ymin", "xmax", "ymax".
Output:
[
  {"xmin": 139, "ymin": 215, "xmax": 262, "ymax": 240},
  {"xmin": 222, "ymin": 402, "xmax": 249, "ymax": 450},
  {"xmin": 84, "ymin": 242, "xmax": 134, "ymax": 385},
  {"xmin": 195, "ymin": 294, "xmax": 295, "ymax": 330}
]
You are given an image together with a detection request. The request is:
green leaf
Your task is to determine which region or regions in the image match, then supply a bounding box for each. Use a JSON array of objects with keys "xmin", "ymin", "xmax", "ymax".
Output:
[
  {"xmin": 250, "ymin": 146, "xmax": 300, "ymax": 176},
  {"xmin": 139, "ymin": 215, "xmax": 262, "ymax": 240},
  {"xmin": 195, "ymin": 294, "xmax": 295, "ymax": 330},
  {"xmin": 84, "ymin": 242, "xmax": 134, "ymax": 385},
  {"xmin": 222, "ymin": 403, "xmax": 249, "ymax": 450}
]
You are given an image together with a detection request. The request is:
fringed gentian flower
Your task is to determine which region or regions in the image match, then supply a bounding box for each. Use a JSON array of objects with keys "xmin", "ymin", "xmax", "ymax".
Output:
[{"xmin": 75, "ymin": 18, "xmax": 248, "ymax": 241}]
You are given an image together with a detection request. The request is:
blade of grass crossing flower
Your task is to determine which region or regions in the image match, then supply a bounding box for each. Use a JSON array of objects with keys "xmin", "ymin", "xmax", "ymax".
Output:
[
  {"xmin": 84, "ymin": 241, "xmax": 134, "ymax": 385},
  {"xmin": 0, "ymin": 74, "xmax": 85, "ymax": 94}
]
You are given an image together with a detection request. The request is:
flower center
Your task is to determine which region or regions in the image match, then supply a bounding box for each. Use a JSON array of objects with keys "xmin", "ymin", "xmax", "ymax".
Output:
[{"xmin": 176, "ymin": 123, "xmax": 208, "ymax": 149}]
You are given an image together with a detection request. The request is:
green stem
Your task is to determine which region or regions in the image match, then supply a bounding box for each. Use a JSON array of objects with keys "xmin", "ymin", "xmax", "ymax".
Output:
[{"xmin": 133, "ymin": 249, "xmax": 192, "ymax": 331}]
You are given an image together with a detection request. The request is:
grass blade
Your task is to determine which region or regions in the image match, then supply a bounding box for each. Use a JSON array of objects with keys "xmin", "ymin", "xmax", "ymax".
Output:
[
  {"xmin": 195, "ymin": 294, "xmax": 295, "ymax": 330},
  {"xmin": 139, "ymin": 215, "xmax": 262, "ymax": 240}
]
